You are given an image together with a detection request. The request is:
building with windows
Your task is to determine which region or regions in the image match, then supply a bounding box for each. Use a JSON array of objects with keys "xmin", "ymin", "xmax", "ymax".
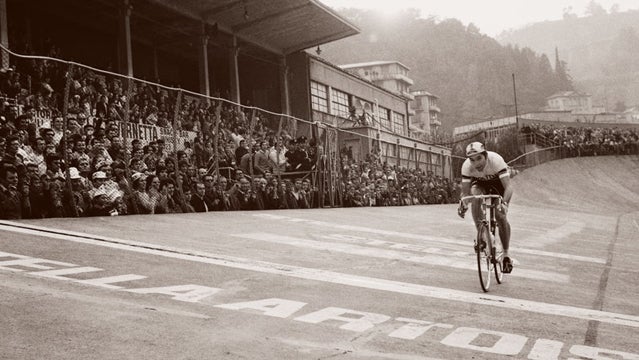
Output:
[
  {"xmin": 287, "ymin": 53, "xmax": 451, "ymax": 176},
  {"xmin": 545, "ymin": 91, "xmax": 596, "ymax": 113},
  {"xmin": 410, "ymin": 90, "xmax": 441, "ymax": 138},
  {"xmin": 339, "ymin": 61, "xmax": 414, "ymax": 100}
]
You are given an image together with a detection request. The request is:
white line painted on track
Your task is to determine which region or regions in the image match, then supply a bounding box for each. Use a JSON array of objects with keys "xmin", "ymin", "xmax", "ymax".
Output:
[
  {"xmin": 521, "ymin": 221, "xmax": 585, "ymax": 248},
  {"xmin": 1, "ymin": 221, "xmax": 639, "ymax": 329},
  {"xmin": 252, "ymin": 214, "xmax": 606, "ymax": 264},
  {"xmin": 233, "ymin": 232, "xmax": 568, "ymax": 283}
]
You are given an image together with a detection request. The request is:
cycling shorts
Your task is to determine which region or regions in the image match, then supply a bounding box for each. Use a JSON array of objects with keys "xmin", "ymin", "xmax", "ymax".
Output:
[{"xmin": 471, "ymin": 177, "xmax": 505, "ymax": 198}]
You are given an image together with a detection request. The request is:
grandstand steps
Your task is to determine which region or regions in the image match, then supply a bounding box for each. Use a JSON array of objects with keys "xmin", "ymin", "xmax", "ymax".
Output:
[{"xmin": 512, "ymin": 155, "xmax": 639, "ymax": 215}]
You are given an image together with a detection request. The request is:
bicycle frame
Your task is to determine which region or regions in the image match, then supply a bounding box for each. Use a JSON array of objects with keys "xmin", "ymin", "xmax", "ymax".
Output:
[{"xmin": 461, "ymin": 194, "xmax": 504, "ymax": 292}]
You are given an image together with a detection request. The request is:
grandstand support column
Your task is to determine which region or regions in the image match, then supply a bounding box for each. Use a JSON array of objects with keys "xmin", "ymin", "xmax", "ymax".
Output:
[
  {"xmin": 229, "ymin": 36, "xmax": 241, "ymax": 104},
  {"xmin": 198, "ymin": 22, "xmax": 211, "ymax": 97},
  {"xmin": 62, "ymin": 64, "xmax": 78, "ymax": 217},
  {"xmin": 396, "ymin": 138, "xmax": 401, "ymax": 168},
  {"xmin": 0, "ymin": 0, "xmax": 8, "ymax": 69},
  {"xmin": 118, "ymin": 0, "xmax": 134, "ymax": 77},
  {"xmin": 279, "ymin": 58, "xmax": 290, "ymax": 115}
]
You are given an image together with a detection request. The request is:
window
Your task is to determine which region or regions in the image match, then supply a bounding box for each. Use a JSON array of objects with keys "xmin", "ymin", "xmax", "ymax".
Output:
[
  {"xmin": 310, "ymin": 81, "xmax": 328, "ymax": 113},
  {"xmin": 392, "ymin": 112, "xmax": 405, "ymax": 135},
  {"xmin": 400, "ymin": 146, "xmax": 411, "ymax": 160},
  {"xmin": 331, "ymin": 88, "xmax": 350, "ymax": 118},
  {"xmin": 378, "ymin": 106, "xmax": 391, "ymax": 131},
  {"xmin": 356, "ymin": 98, "xmax": 374, "ymax": 125}
]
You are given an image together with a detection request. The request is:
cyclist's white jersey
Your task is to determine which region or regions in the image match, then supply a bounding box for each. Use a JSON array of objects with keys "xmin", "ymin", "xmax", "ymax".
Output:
[{"xmin": 461, "ymin": 151, "xmax": 509, "ymax": 183}]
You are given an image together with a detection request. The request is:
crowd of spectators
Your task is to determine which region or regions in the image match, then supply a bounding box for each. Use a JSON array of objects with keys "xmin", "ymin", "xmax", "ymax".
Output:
[
  {"xmin": 0, "ymin": 42, "xmax": 464, "ymax": 219},
  {"xmin": 339, "ymin": 149, "xmax": 458, "ymax": 207},
  {"xmin": 522, "ymin": 123, "xmax": 639, "ymax": 156}
]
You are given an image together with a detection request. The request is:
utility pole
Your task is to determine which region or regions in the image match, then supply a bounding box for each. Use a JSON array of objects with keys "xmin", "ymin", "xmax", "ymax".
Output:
[
  {"xmin": 512, "ymin": 73, "xmax": 521, "ymax": 155},
  {"xmin": 512, "ymin": 73, "xmax": 519, "ymax": 122}
]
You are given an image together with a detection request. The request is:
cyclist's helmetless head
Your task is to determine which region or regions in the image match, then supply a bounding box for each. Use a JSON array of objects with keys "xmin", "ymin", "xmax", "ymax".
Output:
[
  {"xmin": 469, "ymin": 153, "xmax": 487, "ymax": 171},
  {"xmin": 466, "ymin": 142, "xmax": 487, "ymax": 171}
]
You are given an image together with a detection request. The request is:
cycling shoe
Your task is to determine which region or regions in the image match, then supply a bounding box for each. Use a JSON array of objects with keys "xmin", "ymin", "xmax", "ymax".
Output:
[{"xmin": 502, "ymin": 257, "xmax": 513, "ymax": 273}]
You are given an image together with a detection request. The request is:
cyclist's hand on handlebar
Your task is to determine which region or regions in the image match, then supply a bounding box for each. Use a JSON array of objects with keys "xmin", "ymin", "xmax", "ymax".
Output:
[
  {"xmin": 499, "ymin": 202, "xmax": 509, "ymax": 215},
  {"xmin": 457, "ymin": 200, "xmax": 468, "ymax": 218}
]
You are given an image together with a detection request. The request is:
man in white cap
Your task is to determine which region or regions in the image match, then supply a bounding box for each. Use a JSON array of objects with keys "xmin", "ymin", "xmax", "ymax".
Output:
[
  {"xmin": 457, "ymin": 142, "xmax": 514, "ymax": 273},
  {"xmin": 66, "ymin": 167, "xmax": 89, "ymax": 216},
  {"xmin": 91, "ymin": 171, "xmax": 108, "ymax": 188}
]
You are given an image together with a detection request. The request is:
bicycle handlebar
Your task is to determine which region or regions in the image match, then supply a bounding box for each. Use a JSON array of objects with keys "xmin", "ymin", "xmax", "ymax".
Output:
[
  {"xmin": 461, "ymin": 195, "xmax": 502, "ymax": 200},
  {"xmin": 460, "ymin": 195, "xmax": 503, "ymax": 202}
]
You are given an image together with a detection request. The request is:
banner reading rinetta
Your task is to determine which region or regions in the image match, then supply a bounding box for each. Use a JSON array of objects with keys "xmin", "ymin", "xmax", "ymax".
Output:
[
  {"xmin": 117, "ymin": 121, "xmax": 198, "ymax": 152},
  {"xmin": 31, "ymin": 109, "xmax": 197, "ymax": 151},
  {"xmin": 30, "ymin": 108, "xmax": 197, "ymax": 152}
]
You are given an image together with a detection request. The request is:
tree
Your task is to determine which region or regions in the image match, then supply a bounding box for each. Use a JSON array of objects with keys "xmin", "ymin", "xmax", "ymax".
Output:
[
  {"xmin": 613, "ymin": 101, "xmax": 626, "ymax": 112},
  {"xmin": 585, "ymin": 1, "xmax": 607, "ymax": 16},
  {"xmin": 606, "ymin": 27, "xmax": 639, "ymax": 75},
  {"xmin": 554, "ymin": 47, "xmax": 573, "ymax": 91},
  {"xmin": 609, "ymin": 3, "xmax": 620, "ymax": 13},
  {"xmin": 562, "ymin": 6, "xmax": 577, "ymax": 19}
]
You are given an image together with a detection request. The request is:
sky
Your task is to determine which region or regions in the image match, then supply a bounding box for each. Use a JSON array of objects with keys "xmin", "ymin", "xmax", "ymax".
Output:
[{"xmin": 320, "ymin": 0, "xmax": 639, "ymax": 37}]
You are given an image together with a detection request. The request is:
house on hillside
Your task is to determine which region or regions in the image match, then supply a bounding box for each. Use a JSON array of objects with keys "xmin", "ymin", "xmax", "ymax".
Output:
[
  {"xmin": 545, "ymin": 91, "xmax": 600, "ymax": 113},
  {"xmin": 622, "ymin": 107, "xmax": 639, "ymax": 123}
]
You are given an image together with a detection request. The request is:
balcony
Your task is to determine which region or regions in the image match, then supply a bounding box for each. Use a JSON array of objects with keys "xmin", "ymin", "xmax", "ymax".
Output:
[
  {"xmin": 430, "ymin": 118, "xmax": 441, "ymax": 127},
  {"xmin": 370, "ymin": 73, "xmax": 414, "ymax": 85},
  {"xmin": 401, "ymin": 90, "xmax": 415, "ymax": 100}
]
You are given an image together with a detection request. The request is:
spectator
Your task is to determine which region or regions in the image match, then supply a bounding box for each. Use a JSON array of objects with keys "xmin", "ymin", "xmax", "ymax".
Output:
[
  {"xmin": 268, "ymin": 138, "xmax": 288, "ymax": 175},
  {"xmin": 253, "ymin": 140, "xmax": 271, "ymax": 176},
  {"xmin": 63, "ymin": 167, "xmax": 89, "ymax": 217},
  {"xmin": 27, "ymin": 174, "xmax": 47, "ymax": 218},
  {"xmin": 159, "ymin": 178, "xmax": 182, "ymax": 213},
  {"xmin": 230, "ymin": 177, "xmax": 258, "ymax": 210},
  {"xmin": 239, "ymin": 143, "xmax": 256, "ymax": 175},
  {"xmin": 146, "ymin": 174, "xmax": 168, "ymax": 214},
  {"xmin": 0, "ymin": 163, "xmax": 28, "ymax": 219},
  {"xmin": 190, "ymin": 182, "xmax": 209, "ymax": 212},
  {"xmin": 235, "ymin": 139, "xmax": 248, "ymax": 165},
  {"xmin": 130, "ymin": 172, "xmax": 154, "ymax": 214},
  {"xmin": 210, "ymin": 176, "xmax": 232, "ymax": 211}
]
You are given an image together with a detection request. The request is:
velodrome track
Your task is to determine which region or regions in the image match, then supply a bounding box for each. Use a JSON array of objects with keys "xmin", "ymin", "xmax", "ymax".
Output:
[{"xmin": 1, "ymin": 155, "xmax": 638, "ymax": 359}]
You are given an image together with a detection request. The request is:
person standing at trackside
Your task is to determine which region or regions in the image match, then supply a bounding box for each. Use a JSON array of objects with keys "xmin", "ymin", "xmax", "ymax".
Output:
[{"xmin": 457, "ymin": 142, "xmax": 514, "ymax": 273}]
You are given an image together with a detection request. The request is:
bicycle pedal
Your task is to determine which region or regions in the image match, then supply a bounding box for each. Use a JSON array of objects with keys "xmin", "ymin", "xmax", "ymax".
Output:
[{"xmin": 473, "ymin": 241, "xmax": 486, "ymax": 253}]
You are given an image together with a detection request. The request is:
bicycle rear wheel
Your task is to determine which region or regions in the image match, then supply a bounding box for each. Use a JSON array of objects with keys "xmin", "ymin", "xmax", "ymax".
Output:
[
  {"xmin": 493, "ymin": 235, "xmax": 504, "ymax": 284},
  {"xmin": 476, "ymin": 223, "xmax": 492, "ymax": 292}
]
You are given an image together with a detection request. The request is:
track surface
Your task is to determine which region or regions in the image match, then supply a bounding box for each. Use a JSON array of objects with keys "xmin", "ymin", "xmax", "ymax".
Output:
[{"xmin": 2, "ymin": 155, "xmax": 638, "ymax": 359}]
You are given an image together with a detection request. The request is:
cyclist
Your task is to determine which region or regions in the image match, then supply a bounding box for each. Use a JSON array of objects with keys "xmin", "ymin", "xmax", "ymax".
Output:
[{"xmin": 457, "ymin": 142, "xmax": 514, "ymax": 273}]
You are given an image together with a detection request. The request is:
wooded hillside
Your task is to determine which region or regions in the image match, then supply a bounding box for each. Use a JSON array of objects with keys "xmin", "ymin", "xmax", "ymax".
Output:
[{"xmin": 320, "ymin": 9, "xmax": 574, "ymax": 132}]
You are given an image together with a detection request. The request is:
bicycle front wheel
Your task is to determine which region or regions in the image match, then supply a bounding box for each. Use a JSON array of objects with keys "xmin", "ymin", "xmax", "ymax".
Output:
[{"xmin": 477, "ymin": 223, "xmax": 492, "ymax": 292}]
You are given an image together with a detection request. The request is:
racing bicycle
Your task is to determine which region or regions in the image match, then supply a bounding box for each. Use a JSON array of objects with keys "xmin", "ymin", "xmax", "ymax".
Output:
[{"xmin": 460, "ymin": 194, "xmax": 504, "ymax": 292}]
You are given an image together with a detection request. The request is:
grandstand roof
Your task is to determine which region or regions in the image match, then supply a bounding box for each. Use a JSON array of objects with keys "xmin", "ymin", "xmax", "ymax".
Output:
[{"xmin": 148, "ymin": 0, "xmax": 360, "ymax": 55}]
